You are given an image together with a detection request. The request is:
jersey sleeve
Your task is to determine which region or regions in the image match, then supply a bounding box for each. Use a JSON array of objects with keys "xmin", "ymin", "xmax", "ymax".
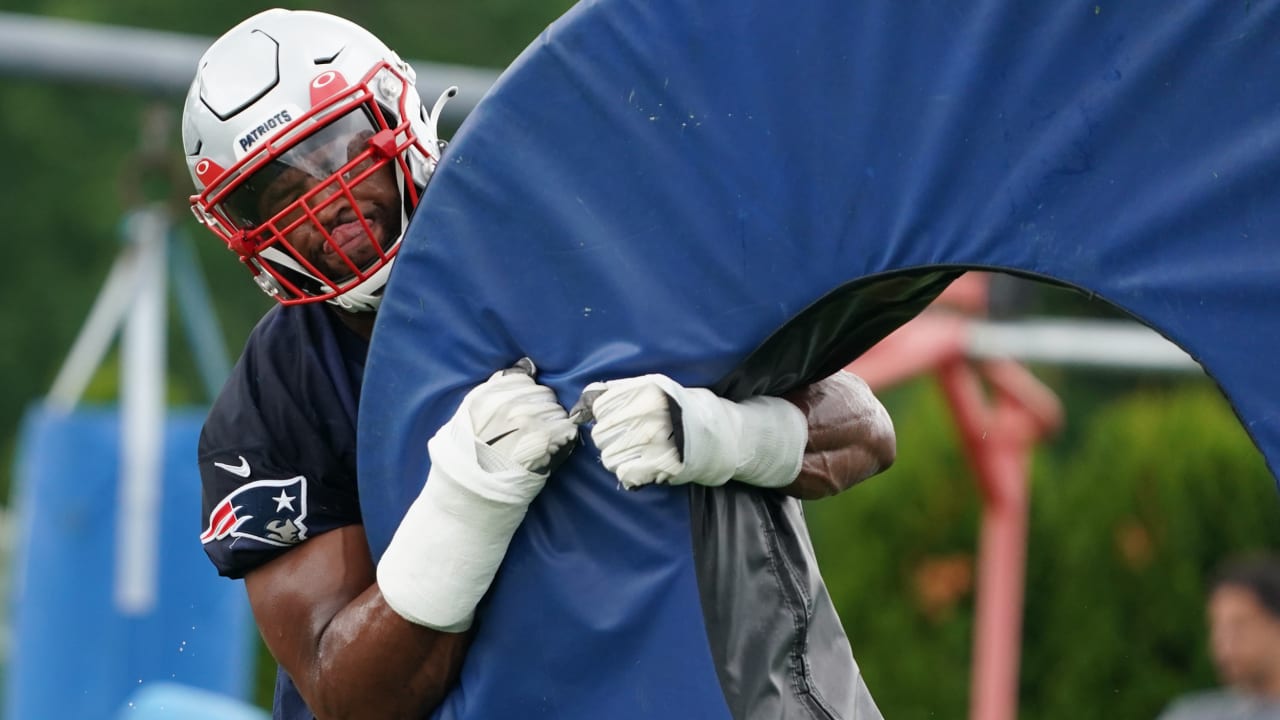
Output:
[{"xmin": 198, "ymin": 306, "xmax": 365, "ymax": 579}]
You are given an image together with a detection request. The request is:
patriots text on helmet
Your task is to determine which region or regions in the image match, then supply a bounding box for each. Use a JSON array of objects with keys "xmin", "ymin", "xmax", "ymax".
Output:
[{"xmin": 238, "ymin": 110, "xmax": 295, "ymax": 152}]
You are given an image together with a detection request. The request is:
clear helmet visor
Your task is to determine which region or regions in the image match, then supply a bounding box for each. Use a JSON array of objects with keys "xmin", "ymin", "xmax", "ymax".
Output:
[{"xmin": 215, "ymin": 107, "xmax": 406, "ymax": 297}]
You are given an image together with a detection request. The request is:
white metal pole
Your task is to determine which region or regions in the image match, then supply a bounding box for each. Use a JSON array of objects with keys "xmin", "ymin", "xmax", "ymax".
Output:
[
  {"xmin": 115, "ymin": 206, "xmax": 168, "ymax": 615},
  {"xmin": 966, "ymin": 318, "xmax": 1203, "ymax": 372},
  {"xmin": 0, "ymin": 11, "xmax": 495, "ymax": 126},
  {"xmin": 46, "ymin": 249, "xmax": 142, "ymax": 411}
]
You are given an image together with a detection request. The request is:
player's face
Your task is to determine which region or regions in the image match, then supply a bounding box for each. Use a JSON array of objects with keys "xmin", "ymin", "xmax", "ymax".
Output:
[
  {"xmin": 225, "ymin": 110, "xmax": 403, "ymax": 285},
  {"xmin": 263, "ymin": 142, "xmax": 401, "ymax": 283},
  {"xmin": 1208, "ymin": 584, "xmax": 1280, "ymax": 694}
]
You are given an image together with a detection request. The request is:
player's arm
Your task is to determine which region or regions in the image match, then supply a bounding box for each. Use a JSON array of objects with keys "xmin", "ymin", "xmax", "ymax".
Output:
[
  {"xmin": 245, "ymin": 525, "xmax": 470, "ymax": 718},
  {"xmin": 777, "ymin": 371, "xmax": 895, "ymax": 499},
  {"xmin": 578, "ymin": 370, "xmax": 893, "ymax": 497},
  {"xmin": 248, "ymin": 364, "xmax": 577, "ymax": 718}
]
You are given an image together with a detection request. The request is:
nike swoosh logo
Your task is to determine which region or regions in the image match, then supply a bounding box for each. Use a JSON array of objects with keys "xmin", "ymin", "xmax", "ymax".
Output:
[
  {"xmin": 485, "ymin": 428, "xmax": 519, "ymax": 446},
  {"xmin": 213, "ymin": 455, "xmax": 251, "ymax": 478}
]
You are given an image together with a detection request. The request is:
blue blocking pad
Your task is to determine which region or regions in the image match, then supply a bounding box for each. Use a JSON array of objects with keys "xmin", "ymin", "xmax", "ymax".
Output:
[
  {"xmin": 8, "ymin": 406, "xmax": 255, "ymax": 720},
  {"xmin": 360, "ymin": 0, "xmax": 1280, "ymax": 716}
]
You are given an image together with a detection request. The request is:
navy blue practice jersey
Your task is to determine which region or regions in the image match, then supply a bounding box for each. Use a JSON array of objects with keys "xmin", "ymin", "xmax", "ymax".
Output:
[
  {"xmin": 198, "ymin": 301, "xmax": 367, "ymax": 579},
  {"xmin": 198, "ymin": 302, "xmax": 370, "ymax": 720}
]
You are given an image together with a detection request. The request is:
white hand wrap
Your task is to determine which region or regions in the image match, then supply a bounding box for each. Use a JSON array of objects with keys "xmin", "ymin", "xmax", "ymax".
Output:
[
  {"xmin": 584, "ymin": 374, "xmax": 807, "ymax": 490},
  {"xmin": 377, "ymin": 369, "xmax": 576, "ymax": 632}
]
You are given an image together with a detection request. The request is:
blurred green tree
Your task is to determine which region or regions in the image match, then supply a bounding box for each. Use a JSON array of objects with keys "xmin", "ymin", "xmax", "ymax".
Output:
[{"xmin": 807, "ymin": 376, "xmax": 1280, "ymax": 720}]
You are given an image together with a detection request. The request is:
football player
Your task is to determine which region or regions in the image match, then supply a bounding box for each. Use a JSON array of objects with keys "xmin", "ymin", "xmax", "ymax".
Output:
[{"xmin": 184, "ymin": 9, "xmax": 895, "ymax": 719}]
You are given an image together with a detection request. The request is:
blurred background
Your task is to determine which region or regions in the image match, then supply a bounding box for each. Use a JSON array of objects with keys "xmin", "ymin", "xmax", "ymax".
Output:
[{"xmin": 0, "ymin": 1, "xmax": 1275, "ymax": 718}]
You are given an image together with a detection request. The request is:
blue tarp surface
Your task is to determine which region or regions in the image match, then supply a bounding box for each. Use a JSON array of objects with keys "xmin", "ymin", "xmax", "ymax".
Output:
[{"xmin": 360, "ymin": 1, "xmax": 1280, "ymax": 716}]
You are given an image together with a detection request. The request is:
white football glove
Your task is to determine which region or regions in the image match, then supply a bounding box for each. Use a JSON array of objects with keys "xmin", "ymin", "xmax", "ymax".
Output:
[
  {"xmin": 576, "ymin": 374, "xmax": 807, "ymax": 491},
  {"xmin": 377, "ymin": 359, "xmax": 577, "ymax": 632},
  {"xmin": 467, "ymin": 360, "xmax": 579, "ymax": 475}
]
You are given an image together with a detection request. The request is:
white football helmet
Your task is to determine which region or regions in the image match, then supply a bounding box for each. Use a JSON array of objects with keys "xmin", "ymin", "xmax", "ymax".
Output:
[{"xmin": 182, "ymin": 9, "xmax": 455, "ymax": 312}]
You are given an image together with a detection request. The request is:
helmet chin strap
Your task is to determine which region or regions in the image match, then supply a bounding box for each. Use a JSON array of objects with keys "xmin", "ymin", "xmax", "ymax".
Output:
[
  {"xmin": 327, "ymin": 260, "xmax": 397, "ymax": 313},
  {"xmin": 257, "ymin": 238, "xmax": 395, "ymax": 313}
]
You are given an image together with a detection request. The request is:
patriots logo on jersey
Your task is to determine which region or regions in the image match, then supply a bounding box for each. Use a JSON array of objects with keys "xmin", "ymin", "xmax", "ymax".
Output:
[{"xmin": 201, "ymin": 476, "xmax": 309, "ymax": 547}]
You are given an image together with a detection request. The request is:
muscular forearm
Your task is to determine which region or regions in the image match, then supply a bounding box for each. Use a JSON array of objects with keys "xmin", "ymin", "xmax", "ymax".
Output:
[
  {"xmin": 242, "ymin": 367, "xmax": 573, "ymax": 719},
  {"xmin": 778, "ymin": 371, "xmax": 895, "ymax": 500},
  {"xmin": 306, "ymin": 588, "xmax": 470, "ymax": 718},
  {"xmin": 246, "ymin": 526, "xmax": 471, "ymax": 720}
]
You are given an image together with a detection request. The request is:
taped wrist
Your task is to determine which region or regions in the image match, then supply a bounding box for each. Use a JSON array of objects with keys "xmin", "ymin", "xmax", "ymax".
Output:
[
  {"xmin": 731, "ymin": 395, "xmax": 808, "ymax": 488},
  {"xmin": 674, "ymin": 387, "xmax": 807, "ymax": 489},
  {"xmin": 376, "ymin": 406, "xmax": 545, "ymax": 632}
]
